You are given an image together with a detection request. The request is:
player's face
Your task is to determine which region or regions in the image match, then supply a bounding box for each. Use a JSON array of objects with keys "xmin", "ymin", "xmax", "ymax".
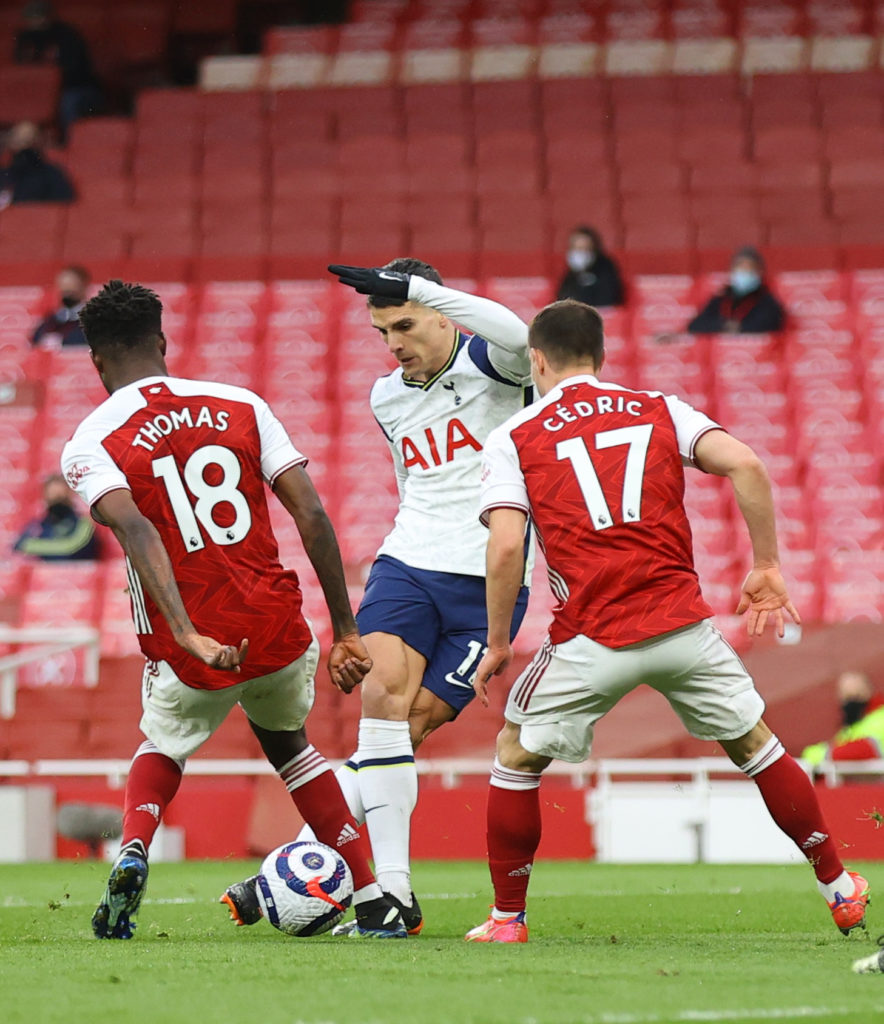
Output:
[{"xmin": 369, "ymin": 301, "xmax": 454, "ymax": 381}]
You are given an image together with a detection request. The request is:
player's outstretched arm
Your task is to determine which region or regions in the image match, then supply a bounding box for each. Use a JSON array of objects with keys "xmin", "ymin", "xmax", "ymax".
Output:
[
  {"xmin": 328, "ymin": 263, "xmax": 530, "ymax": 379},
  {"xmin": 272, "ymin": 466, "xmax": 371, "ymax": 692},
  {"xmin": 94, "ymin": 489, "xmax": 248, "ymax": 670},
  {"xmin": 475, "ymin": 507, "xmax": 528, "ymax": 706},
  {"xmin": 693, "ymin": 429, "xmax": 800, "ymax": 637}
]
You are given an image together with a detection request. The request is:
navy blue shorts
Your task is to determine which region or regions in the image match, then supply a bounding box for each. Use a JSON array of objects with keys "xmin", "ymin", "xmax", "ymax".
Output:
[{"xmin": 356, "ymin": 555, "xmax": 529, "ymax": 716}]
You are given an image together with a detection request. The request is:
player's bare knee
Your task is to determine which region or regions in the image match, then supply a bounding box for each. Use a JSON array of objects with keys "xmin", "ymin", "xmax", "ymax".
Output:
[
  {"xmin": 496, "ymin": 721, "xmax": 547, "ymax": 773},
  {"xmin": 720, "ymin": 718, "xmax": 773, "ymax": 766},
  {"xmin": 250, "ymin": 722, "xmax": 308, "ymax": 770},
  {"xmin": 361, "ymin": 676, "xmax": 411, "ymax": 721}
]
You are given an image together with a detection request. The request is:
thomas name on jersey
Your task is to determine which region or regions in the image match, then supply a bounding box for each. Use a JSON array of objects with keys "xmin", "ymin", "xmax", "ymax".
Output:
[{"xmin": 131, "ymin": 406, "xmax": 230, "ymax": 452}]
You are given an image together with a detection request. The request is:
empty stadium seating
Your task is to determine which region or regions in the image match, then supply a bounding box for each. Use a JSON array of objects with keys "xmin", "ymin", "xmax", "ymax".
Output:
[
  {"xmin": 2, "ymin": 2, "xmax": 884, "ymax": 764},
  {"xmin": 4, "ymin": 59, "xmax": 884, "ymax": 280}
]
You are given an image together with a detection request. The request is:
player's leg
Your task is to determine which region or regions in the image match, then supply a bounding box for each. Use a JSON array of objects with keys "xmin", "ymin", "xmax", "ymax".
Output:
[
  {"xmin": 719, "ymin": 719, "xmax": 869, "ymax": 934},
  {"xmin": 408, "ymin": 683, "xmax": 457, "ymax": 750},
  {"xmin": 658, "ymin": 619, "xmax": 869, "ymax": 935},
  {"xmin": 465, "ymin": 720, "xmax": 550, "ymax": 944},
  {"xmin": 94, "ymin": 659, "xmax": 232, "ymax": 939},
  {"xmin": 355, "ymin": 630, "xmax": 427, "ymax": 908},
  {"xmin": 231, "ymin": 646, "xmax": 406, "ymax": 938},
  {"xmin": 342, "ymin": 557, "xmax": 442, "ymax": 917},
  {"xmin": 467, "ymin": 634, "xmax": 616, "ymax": 943}
]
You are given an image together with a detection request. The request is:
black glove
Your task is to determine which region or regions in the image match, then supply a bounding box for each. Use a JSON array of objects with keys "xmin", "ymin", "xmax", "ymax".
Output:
[{"xmin": 327, "ymin": 264, "xmax": 410, "ymax": 299}]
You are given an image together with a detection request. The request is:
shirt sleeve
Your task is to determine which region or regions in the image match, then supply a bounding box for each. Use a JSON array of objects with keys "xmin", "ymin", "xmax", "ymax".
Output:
[
  {"xmin": 662, "ymin": 393, "xmax": 723, "ymax": 468},
  {"xmin": 256, "ymin": 398, "xmax": 308, "ymax": 485},
  {"xmin": 479, "ymin": 425, "xmax": 529, "ymax": 527},
  {"xmin": 61, "ymin": 430, "xmax": 131, "ymax": 509},
  {"xmin": 408, "ymin": 277, "xmax": 531, "ymax": 384}
]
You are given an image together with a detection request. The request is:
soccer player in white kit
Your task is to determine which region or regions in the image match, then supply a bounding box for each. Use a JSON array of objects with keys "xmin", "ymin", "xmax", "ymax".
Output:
[
  {"xmin": 466, "ymin": 299, "xmax": 869, "ymax": 943},
  {"xmin": 293, "ymin": 259, "xmax": 535, "ymax": 933}
]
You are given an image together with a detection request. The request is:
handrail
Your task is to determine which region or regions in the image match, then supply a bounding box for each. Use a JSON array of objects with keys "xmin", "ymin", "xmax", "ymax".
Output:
[
  {"xmin": 0, "ymin": 626, "xmax": 101, "ymax": 719},
  {"xmin": 1, "ymin": 757, "xmax": 882, "ymax": 786}
]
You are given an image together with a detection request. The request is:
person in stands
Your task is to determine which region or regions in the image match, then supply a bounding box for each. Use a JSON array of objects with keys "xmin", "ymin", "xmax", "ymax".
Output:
[
  {"xmin": 0, "ymin": 121, "xmax": 75, "ymax": 206},
  {"xmin": 13, "ymin": 473, "xmax": 99, "ymax": 560},
  {"xmin": 802, "ymin": 671, "xmax": 884, "ymax": 770},
  {"xmin": 555, "ymin": 225, "xmax": 625, "ymax": 309},
  {"xmin": 687, "ymin": 246, "xmax": 785, "ymax": 335},
  {"xmin": 32, "ymin": 265, "xmax": 90, "ymax": 348}
]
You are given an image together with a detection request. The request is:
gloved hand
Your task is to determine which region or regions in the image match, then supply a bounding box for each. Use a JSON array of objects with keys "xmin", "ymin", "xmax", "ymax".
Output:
[{"xmin": 327, "ymin": 264, "xmax": 410, "ymax": 299}]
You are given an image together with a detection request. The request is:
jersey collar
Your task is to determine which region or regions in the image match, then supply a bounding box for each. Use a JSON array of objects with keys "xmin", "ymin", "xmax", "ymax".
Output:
[
  {"xmin": 550, "ymin": 372, "xmax": 601, "ymax": 398},
  {"xmin": 402, "ymin": 330, "xmax": 466, "ymax": 390}
]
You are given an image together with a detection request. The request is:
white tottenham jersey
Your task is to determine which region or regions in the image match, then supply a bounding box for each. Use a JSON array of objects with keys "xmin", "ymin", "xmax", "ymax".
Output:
[{"xmin": 373, "ymin": 330, "xmax": 533, "ymax": 578}]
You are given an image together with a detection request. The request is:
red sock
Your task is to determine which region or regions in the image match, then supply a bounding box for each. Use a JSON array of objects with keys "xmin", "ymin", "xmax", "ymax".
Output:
[
  {"xmin": 122, "ymin": 744, "xmax": 183, "ymax": 852},
  {"xmin": 487, "ymin": 761, "xmax": 543, "ymax": 914},
  {"xmin": 279, "ymin": 746, "xmax": 376, "ymax": 891},
  {"xmin": 748, "ymin": 744, "xmax": 844, "ymax": 884}
]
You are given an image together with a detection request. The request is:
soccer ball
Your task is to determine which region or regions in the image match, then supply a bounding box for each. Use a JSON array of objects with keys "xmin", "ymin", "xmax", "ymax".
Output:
[{"xmin": 256, "ymin": 840, "xmax": 353, "ymax": 936}]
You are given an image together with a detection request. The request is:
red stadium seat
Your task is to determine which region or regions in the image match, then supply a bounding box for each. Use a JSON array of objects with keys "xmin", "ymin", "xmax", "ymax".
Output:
[
  {"xmin": 472, "ymin": 80, "xmax": 540, "ymax": 134},
  {"xmin": 0, "ymin": 65, "xmax": 59, "ymax": 125},
  {"xmin": 823, "ymin": 124, "xmax": 884, "ymax": 163},
  {"xmin": 615, "ymin": 127, "xmax": 678, "ymax": 162},
  {"xmin": 105, "ymin": 4, "xmax": 170, "ymax": 72},
  {"xmin": 676, "ymin": 125, "xmax": 745, "ymax": 163},
  {"xmin": 830, "ymin": 158, "xmax": 884, "ymax": 190},
  {"xmin": 137, "ymin": 87, "xmax": 201, "ymax": 124},
  {"xmin": 67, "ymin": 117, "xmax": 133, "ymax": 176},
  {"xmin": 403, "ymin": 83, "xmax": 471, "ymax": 136},
  {"xmin": 753, "ymin": 126, "xmax": 822, "ymax": 163},
  {"xmin": 172, "ymin": 0, "xmax": 238, "ymax": 36},
  {"xmin": 0, "ymin": 204, "xmax": 65, "ymax": 264},
  {"xmin": 539, "ymin": 77, "xmax": 609, "ymax": 134}
]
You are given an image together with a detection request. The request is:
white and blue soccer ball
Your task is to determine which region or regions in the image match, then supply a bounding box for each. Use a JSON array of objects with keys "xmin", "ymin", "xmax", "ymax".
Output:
[{"xmin": 256, "ymin": 840, "xmax": 353, "ymax": 936}]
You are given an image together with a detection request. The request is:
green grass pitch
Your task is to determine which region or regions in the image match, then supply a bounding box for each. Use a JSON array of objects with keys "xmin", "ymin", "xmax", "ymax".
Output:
[{"xmin": 2, "ymin": 860, "xmax": 883, "ymax": 1024}]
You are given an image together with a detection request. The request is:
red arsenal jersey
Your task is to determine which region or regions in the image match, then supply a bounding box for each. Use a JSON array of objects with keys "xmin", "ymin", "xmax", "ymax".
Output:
[
  {"xmin": 480, "ymin": 374, "xmax": 719, "ymax": 648},
  {"xmin": 62, "ymin": 376, "xmax": 313, "ymax": 689}
]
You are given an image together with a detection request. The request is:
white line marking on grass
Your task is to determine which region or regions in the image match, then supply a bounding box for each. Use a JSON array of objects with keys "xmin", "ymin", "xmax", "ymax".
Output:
[
  {"xmin": 2, "ymin": 896, "xmax": 202, "ymax": 909},
  {"xmin": 547, "ymin": 1007, "xmax": 859, "ymax": 1024}
]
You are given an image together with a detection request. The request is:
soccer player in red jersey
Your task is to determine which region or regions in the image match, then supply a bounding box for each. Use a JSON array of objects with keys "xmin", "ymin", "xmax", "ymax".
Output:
[
  {"xmin": 465, "ymin": 299, "xmax": 869, "ymax": 943},
  {"xmin": 62, "ymin": 281, "xmax": 405, "ymax": 939}
]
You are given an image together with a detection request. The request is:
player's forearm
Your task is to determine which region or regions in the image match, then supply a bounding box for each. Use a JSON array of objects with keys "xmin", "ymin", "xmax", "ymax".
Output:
[
  {"xmin": 112, "ymin": 516, "xmax": 196, "ymax": 640},
  {"xmin": 485, "ymin": 536, "xmax": 524, "ymax": 647},
  {"xmin": 728, "ymin": 456, "xmax": 780, "ymax": 568},
  {"xmin": 408, "ymin": 277, "xmax": 528, "ymax": 355},
  {"xmin": 295, "ymin": 507, "xmax": 359, "ymax": 639}
]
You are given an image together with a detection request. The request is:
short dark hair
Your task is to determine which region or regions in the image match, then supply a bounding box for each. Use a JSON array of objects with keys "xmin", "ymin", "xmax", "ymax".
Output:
[
  {"xmin": 367, "ymin": 257, "xmax": 443, "ymax": 308},
  {"xmin": 79, "ymin": 279, "xmax": 163, "ymax": 354},
  {"xmin": 61, "ymin": 264, "xmax": 90, "ymax": 285},
  {"xmin": 569, "ymin": 225, "xmax": 606, "ymax": 253},
  {"xmin": 732, "ymin": 245, "xmax": 765, "ymax": 272},
  {"xmin": 529, "ymin": 299, "xmax": 605, "ymax": 370}
]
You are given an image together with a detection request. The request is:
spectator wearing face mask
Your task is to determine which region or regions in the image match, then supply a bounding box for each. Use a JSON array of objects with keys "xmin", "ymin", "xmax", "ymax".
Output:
[
  {"xmin": 0, "ymin": 120, "xmax": 75, "ymax": 206},
  {"xmin": 13, "ymin": 473, "xmax": 99, "ymax": 560},
  {"xmin": 555, "ymin": 225, "xmax": 625, "ymax": 308},
  {"xmin": 801, "ymin": 671, "xmax": 884, "ymax": 772},
  {"xmin": 32, "ymin": 265, "xmax": 90, "ymax": 347},
  {"xmin": 687, "ymin": 246, "xmax": 785, "ymax": 334}
]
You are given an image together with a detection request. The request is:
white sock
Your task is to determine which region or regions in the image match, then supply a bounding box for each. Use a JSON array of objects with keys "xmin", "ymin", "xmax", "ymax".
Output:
[
  {"xmin": 294, "ymin": 756, "xmax": 364, "ymax": 842},
  {"xmin": 353, "ymin": 882, "xmax": 383, "ymax": 906},
  {"xmin": 818, "ymin": 870, "xmax": 857, "ymax": 903},
  {"xmin": 356, "ymin": 718, "xmax": 416, "ymax": 904},
  {"xmin": 492, "ymin": 907, "xmax": 524, "ymax": 921}
]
